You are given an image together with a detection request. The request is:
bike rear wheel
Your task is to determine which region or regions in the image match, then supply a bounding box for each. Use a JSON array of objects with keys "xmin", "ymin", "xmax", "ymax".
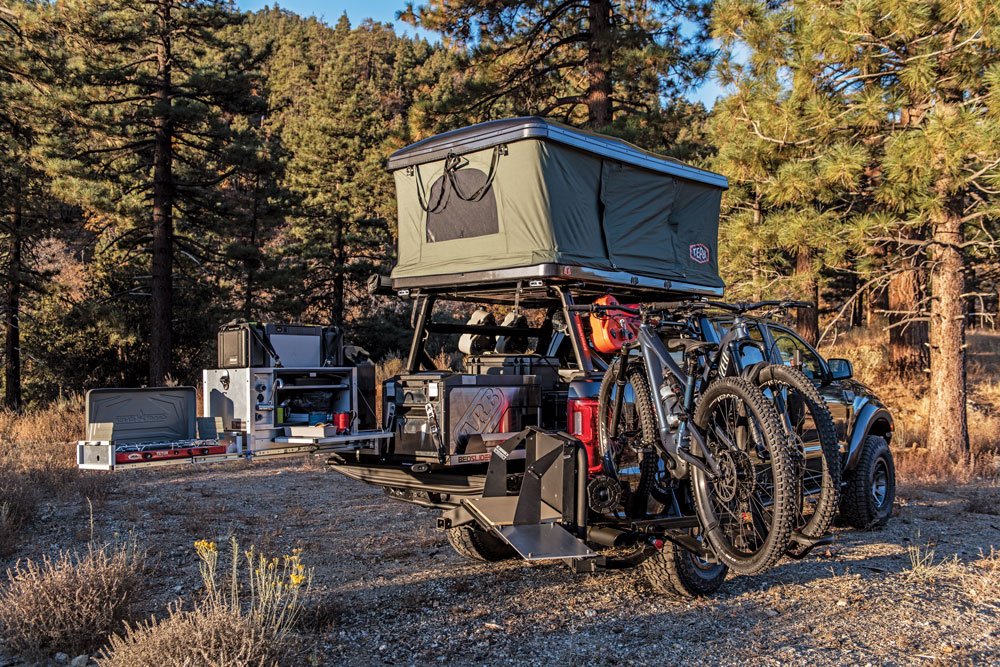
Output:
[
  {"xmin": 691, "ymin": 377, "xmax": 796, "ymax": 575},
  {"xmin": 755, "ymin": 364, "xmax": 841, "ymax": 544}
]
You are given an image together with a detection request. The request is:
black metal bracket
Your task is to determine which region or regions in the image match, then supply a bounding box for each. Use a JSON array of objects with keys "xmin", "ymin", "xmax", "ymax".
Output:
[
  {"xmin": 481, "ymin": 427, "xmax": 586, "ymax": 533},
  {"xmin": 785, "ymin": 532, "xmax": 835, "ymax": 560}
]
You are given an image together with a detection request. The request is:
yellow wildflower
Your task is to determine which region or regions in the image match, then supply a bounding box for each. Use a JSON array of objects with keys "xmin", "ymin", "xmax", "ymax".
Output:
[{"xmin": 194, "ymin": 539, "xmax": 217, "ymax": 555}]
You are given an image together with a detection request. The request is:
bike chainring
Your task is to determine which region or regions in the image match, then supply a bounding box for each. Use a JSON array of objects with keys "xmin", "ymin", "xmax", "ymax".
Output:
[{"xmin": 587, "ymin": 475, "xmax": 623, "ymax": 513}]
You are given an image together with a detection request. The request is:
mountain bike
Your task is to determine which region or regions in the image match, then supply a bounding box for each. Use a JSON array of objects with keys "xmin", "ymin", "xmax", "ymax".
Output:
[
  {"xmin": 572, "ymin": 301, "xmax": 797, "ymax": 576},
  {"xmin": 704, "ymin": 301, "xmax": 842, "ymax": 556}
]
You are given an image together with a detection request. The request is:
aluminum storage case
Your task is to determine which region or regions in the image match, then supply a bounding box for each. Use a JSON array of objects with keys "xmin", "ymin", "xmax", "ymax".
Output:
[
  {"xmin": 203, "ymin": 366, "xmax": 358, "ymax": 453},
  {"xmin": 384, "ymin": 373, "xmax": 541, "ymax": 464}
]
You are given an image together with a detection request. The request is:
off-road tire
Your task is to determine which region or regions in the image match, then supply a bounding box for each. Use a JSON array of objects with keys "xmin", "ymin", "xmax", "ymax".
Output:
[
  {"xmin": 840, "ymin": 435, "xmax": 895, "ymax": 530},
  {"xmin": 756, "ymin": 365, "xmax": 842, "ymax": 540},
  {"xmin": 446, "ymin": 525, "xmax": 516, "ymax": 562},
  {"xmin": 642, "ymin": 538, "xmax": 728, "ymax": 597},
  {"xmin": 692, "ymin": 377, "xmax": 797, "ymax": 576},
  {"xmin": 597, "ymin": 358, "xmax": 659, "ymax": 517}
]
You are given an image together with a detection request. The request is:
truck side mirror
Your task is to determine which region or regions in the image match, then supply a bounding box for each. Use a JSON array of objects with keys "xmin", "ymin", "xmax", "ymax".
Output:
[{"xmin": 828, "ymin": 358, "xmax": 853, "ymax": 380}]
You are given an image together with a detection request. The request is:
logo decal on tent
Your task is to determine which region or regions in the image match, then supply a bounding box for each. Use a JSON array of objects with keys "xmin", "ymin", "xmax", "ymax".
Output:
[{"xmin": 689, "ymin": 244, "xmax": 710, "ymax": 264}]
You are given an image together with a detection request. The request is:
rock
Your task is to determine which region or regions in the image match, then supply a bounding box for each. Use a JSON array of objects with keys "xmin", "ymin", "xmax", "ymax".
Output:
[
  {"xmin": 765, "ymin": 608, "xmax": 780, "ymax": 617},
  {"xmin": 173, "ymin": 585, "xmax": 183, "ymax": 593},
  {"xmin": 54, "ymin": 653, "xmax": 69, "ymax": 664},
  {"xmin": 71, "ymin": 655, "xmax": 90, "ymax": 667},
  {"xmin": 836, "ymin": 599, "xmax": 848, "ymax": 607}
]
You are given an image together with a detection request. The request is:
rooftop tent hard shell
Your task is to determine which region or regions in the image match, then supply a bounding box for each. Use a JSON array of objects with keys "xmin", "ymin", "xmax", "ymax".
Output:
[{"xmin": 386, "ymin": 117, "xmax": 728, "ymax": 294}]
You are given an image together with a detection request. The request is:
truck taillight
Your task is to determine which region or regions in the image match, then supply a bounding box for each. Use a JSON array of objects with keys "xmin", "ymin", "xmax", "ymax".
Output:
[{"xmin": 567, "ymin": 397, "xmax": 603, "ymax": 475}]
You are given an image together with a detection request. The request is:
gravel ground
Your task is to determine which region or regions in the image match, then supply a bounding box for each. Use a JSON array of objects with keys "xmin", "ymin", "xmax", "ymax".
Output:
[{"xmin": 5, "ymin": 459, "xmax": 1000, "ymax": 666}]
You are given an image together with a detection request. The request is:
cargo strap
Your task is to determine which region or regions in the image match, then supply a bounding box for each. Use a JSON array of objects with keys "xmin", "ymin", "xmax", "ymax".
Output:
[
  {"xmin": 424, "ymin": 403, "xmax": 447, "ymax": 463},
  {"xmin": 413, "ymin": 146, "xmax": 504, "ymax": 212}
]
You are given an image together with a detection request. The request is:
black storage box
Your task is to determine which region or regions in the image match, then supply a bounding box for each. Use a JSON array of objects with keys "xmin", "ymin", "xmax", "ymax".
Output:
[
  {"xmin": 463, "ymin": 354, "xmax": 561, "ymax": 389},
  {"xmin": 217, "ymin": 322, "xmax": 343, "ymax": 369},
  {"xmin": 384, "ymin": 373, "xmax": 541, "ymax": 462},
  {"xmin": 218, "ymin": 323, "xmax": 267, "ymax": 368}
]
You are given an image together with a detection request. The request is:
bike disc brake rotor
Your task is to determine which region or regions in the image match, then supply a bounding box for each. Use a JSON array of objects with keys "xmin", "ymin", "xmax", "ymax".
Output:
[{"xmin": 714, "ymin": 447, "xmax": 755, "ymax": 504}]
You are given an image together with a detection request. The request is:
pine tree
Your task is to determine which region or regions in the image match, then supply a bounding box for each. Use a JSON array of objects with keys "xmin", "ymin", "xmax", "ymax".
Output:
[
  {"xmin": 0, "ymin": 1, "xmax": 64, "ymax": 409},
  {"xmin": 400, "ymin": 0, "xmax": 712, "ymax": 129},
  {"xmin": 713, "ymin": 0, "xmax": 1000, "ymax": 457},
  {"xmin": 809, "ymin": 0, "xmax": 1000, "ymax": 457},
  {"xmin": 709, "ymin": 0, "xmax": 862, "ymax": 344},
  {"xmin": 44, "ymin": 0, "xmax": 265, "ymax": 385},
  {"xmin": 281, "ymin": 17, "xmax": 411, "ymax": 328}
]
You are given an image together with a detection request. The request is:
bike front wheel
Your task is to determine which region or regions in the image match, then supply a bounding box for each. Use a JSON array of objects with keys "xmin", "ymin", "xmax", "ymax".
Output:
[{"xmin": 691, "ymin": 377, "xmax": 797, "ymax": 575}]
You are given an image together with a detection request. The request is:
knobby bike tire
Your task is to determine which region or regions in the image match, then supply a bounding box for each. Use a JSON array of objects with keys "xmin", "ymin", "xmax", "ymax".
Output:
[
  {"xmin": 596, "ymin": 358, "xmax": 658, "ymax": 517},
  {"xmin": 691, "ymin": 377, "xmax": 797, "ymax": 575},
  {"xmin": 756, "ymin": 364, "xmax": 842, "ymax": 542}
]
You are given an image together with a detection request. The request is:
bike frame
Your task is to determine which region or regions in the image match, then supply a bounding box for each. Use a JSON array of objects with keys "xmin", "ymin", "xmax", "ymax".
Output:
[
  {"xmin": 607, "ymin": 323, "xmax": 714, "ymax": 481},
  {"xmin": 585, "ymin": 299, "xmax": 811, "ymax": 483}
]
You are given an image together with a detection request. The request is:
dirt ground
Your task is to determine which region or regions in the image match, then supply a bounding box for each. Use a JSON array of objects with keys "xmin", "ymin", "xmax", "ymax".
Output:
[{"xmin": 4, "ymin": 458, "xmax": 1000, "ymax": 666}]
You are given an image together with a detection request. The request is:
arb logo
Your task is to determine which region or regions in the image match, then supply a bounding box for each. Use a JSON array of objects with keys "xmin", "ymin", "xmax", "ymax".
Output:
[{"xmin": 689, "ymin": 243, "xmax": 710, "ymax": 264}]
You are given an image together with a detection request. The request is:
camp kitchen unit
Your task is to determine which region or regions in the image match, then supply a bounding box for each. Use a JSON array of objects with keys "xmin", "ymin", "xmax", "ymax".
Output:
[{"xmin": 77, "ymin": 322, "xmax": 387, "ymax": 470}]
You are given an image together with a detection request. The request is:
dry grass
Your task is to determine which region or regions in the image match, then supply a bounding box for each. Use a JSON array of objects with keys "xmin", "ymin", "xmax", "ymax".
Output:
[
  {"xmin": 0, "ymin": 472, "xmax": 41, "ymax": 557},
  {"xmin": 0, "ymin": 394, "xmax": 87, "ymax": 487},
  {"xmin": 99, "ymin": 538, "xmax": 314, "ymax": 667},
  {"xmin": 0, "ymin": 395, "xmax": 114, "ymax": 554},
  {"xmin": 0, "ymin": 540, "xmax": 146, "ymax": 658},
  {"xmin": 98, "ymin": 605, "xmax": 280, "ymax": 667},
  {"xmin": 821, "ymin": 327, "xmax": 1000, "ymax": 482}
]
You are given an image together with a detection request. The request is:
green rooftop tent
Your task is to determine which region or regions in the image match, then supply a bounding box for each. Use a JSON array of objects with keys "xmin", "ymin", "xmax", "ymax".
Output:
[{"xmin": 386, "ymin": 117, "xmax": 728, "ymax": 296}]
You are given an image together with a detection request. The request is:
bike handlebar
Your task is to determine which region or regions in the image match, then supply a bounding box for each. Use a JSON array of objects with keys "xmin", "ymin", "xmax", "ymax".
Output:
[
  {"xmin": 567, "ymin": 299, "xmax": 813, "ymax": 317},
  {"xmin": 566, "ymin": 304, "xmax": 641, "ymax": 316}
]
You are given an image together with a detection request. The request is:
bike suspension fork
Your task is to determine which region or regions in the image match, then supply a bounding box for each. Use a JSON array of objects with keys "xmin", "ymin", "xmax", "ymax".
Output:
[{"xmin": 603, "ymin": 351, "xmax": 631, "ymax": 478}]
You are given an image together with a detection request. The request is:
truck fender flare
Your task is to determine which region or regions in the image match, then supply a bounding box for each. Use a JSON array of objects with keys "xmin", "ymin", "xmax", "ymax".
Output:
[{"xmin": 845, "ymin": 403, "xmax": 893, "ymax": 473}]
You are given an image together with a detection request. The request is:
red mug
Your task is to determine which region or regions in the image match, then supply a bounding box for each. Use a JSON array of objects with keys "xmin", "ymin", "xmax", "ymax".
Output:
[{"xmin": 334, "ymin": 412, "xmax": 351, "ymax": 434}]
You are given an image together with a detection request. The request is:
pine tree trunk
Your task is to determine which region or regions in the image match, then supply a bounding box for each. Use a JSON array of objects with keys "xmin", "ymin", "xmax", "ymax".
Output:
[
  {"xmin": 585, "ymin": 0, "xmax": 612, "ymax": 128},
  {"xmin": 333, "ymin": 215, "xmax": 345, "ymax": 328},
  {"xmin": 867, "ymin": 284, "xmax": 887, "ymax": 327},
  {"xmin": 149, "ymin": 2, "xmax": 174, "ymax": 385},
  {"xmin": 866, "ymin": 244, "xmax": 888, "ymax": 327},
  {"xmin": 3, "ymin": 177, "xmax": 23, "ymax": 411},
  {"xmin": 751, "ymin": 189, "xmax": 763, "ymax": 301},
  {"xmin": 243, "ymin": 173, "xmax": 260, "ymax": 320},
  {"xmin": 848, "ymin": 268, "xmax": 864, "ymax": 328},
  {"xmin": 927, "ymin": 205, "xmax": 969, "ymax": 458},
  {"xmin": 794, "ymin": 246, "xmax": 819, "ymax": 345},
  {"xmin": 887, "ymin": 260, "xmax": 929, "ymax": 377}
]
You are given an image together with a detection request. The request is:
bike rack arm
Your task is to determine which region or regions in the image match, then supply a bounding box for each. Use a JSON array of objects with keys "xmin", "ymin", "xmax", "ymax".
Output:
[{"xmin": 405, "ymin": 294, "xmax": 436, "ymax": 373}]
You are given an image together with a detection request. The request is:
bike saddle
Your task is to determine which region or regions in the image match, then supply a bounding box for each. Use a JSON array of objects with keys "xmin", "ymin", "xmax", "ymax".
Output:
[{"xmin": 666, "ymin": 338, "xmax": 718, "ymax": 354}]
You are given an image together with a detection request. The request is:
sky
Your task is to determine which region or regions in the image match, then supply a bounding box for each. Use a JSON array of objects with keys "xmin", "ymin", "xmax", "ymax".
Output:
[{"xmin": 235, "ymin": 1, "xmax": 728, "ymax": 108}]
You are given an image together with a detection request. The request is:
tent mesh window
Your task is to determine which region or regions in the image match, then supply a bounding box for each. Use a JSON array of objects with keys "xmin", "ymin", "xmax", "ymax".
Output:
[{"xmin": 426, "ymin": 168, "xmax": 498, "ymax": 243}]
